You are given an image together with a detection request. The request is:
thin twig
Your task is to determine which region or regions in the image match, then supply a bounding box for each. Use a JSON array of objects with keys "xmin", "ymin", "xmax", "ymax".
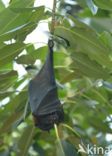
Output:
[
  {"xmin": 51, "ymin": 0, "xmax": 57, "ymax": 35},
  {"xmin": 54, "ymin": 124, "xmax": 65, "ymax": 156}
]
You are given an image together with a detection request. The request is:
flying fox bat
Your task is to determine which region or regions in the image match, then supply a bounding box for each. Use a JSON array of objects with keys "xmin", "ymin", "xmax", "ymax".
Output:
[{"xmin": 28, "ymin": 40, "xmax": 64, "ymax": 131}]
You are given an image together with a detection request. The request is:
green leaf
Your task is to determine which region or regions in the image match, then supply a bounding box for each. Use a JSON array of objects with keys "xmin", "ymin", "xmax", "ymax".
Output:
[
  {"xmin": 16, "ymin": 46, "xmax": 47, "ymax": 65},
  {"xmin": 23, "ymin": 100, "xmax": 31, "ymax": 120},
  {"xmin": 18, "ymin": 46, "xmax": 68, "ymax": 66},
  {"xmin": 0, "ymin": 9, "xmax": 30, "ymax": 36},
  {"xmin": 23, "ymin": 46, "xmax": 47, "ymax": 64},
  {"xmin": 99, "ymin": 31, "xmax": 112, "ymax": 50},
  {"xmin": 90, "ymin": 18, "xmax": 112, "ymax": 32},
  {"xmin": 76, "ymin": 0, "xmax": 98, "ymax": 14},
  {"xmin": 61, "ymin": 140, "xmax": 79, "ymax": 156},
  {"xmin": 16, "ymin": 54, "xmax": 35, "ymax": 65},
  {"xmin": 16, "ymin": 125, "xmax": 35, "ymax": 156},
  {"xmin": 9, "ymin": 0, "xmax": 34, "ymax": 8},
  {"xmin": 62, "ymin": 124, "xmax": 81, "ymax": 138},
  {"xmin": 0, "ymin": 70, "xmax": 17, "ymax": 81},
  {"xmin": 0, "ymin": 42, "xmax": 25, "ymax": 67},
  {"xmin": 0, "ymin": 70, "xmax": 18, "ymax": 91},
  {"xmin": 0, "ymin": 0, "xmax": 5, "ymax": 12},
  {"xmin": 0, "ymin": 2, "xmax": 44, "ymax": 41},
  {"xmin": 25, "ymin": 44, "xmax": 35, "ymax": 54},
  {"xmin": 0, "ymin": 111, "xmax": 23, "ymax": 133},
  {"xmin": 10, "ymin": 6, "xmax": 42, "ymax": 13},
  {"xmin": 86, "ymin": 0, "xmax": 98, "ymax": 14},
  {"xmin": 30, "ymin": 6, "xmax": 45, "ymax": 22},
  {"xmin": 55, "ymin": 26, "xmax": 112, "ymax": 69},
  {"xmin": 75, "ymin": 0, "xmax": 87, "ymax": 8},
  {"xmin": 94, "ymin": 0, "xmax": 112, "ymax": 10},
  {"xmin": 0, "ymin": 91, "xmax": 27, "ymax": 133},
  {"xmin": 0, "ymin": 23, "xmax": 36, "ymax": 42},
  {"xmin": 70, "ymin": 52, "xmax": 109, "ymax": 79},
  {"xmin": 55, "ymin": 67, "xmax": 74, "ymax": 83},
  {"xmin": 0, "ymin": 6, "xmax": 45, "ymax": 42}
]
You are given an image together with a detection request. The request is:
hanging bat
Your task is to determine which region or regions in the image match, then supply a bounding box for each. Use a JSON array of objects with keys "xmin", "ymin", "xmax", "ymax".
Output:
[{"xmin": 28, "ymin": 40, "xmax": 64, "ymax": 131}]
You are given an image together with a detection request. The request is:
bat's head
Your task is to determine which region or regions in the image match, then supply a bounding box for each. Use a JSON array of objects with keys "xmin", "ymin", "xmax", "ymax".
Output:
[{"xmin": 32, "ymin": 108, "xmax": 64, "ymax": 131}]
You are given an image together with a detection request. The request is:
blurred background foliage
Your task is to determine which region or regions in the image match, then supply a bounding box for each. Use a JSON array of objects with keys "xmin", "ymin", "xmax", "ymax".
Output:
[{"xmin": 0, "ymin": 0, "xmax": 112, "ymax": 155}]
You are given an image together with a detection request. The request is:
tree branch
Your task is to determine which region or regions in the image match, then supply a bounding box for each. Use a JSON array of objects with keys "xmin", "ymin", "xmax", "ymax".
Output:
[{"xmin": 51, "ymin": 0, "xmax": 57, "ymax": 35}]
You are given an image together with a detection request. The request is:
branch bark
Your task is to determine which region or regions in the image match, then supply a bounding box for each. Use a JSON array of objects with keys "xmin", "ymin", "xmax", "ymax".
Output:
[{"xmin": 51, "ymin": 0, "xmax": 57, "ymax": 35}]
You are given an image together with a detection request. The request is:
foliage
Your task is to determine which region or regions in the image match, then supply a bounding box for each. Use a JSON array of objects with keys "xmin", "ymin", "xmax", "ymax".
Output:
[{"xmin": 0, "ymin": 0, "xmax": 112, "ymax": 155}]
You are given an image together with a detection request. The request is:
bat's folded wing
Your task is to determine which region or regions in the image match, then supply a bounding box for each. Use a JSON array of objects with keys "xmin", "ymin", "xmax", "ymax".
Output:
[
  {"xmin": 28, "ymin": 40, "xmax": 64, "ymax": 130},
  {"xmin": 29, "ymin": 53, "xmax": 60, "ymax": 114}
]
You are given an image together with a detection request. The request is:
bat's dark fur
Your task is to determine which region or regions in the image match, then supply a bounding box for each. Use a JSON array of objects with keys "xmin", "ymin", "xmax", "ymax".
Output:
[{"xmin": 28, "ymin": 40, "xmax": 64, "ymax": 131}]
